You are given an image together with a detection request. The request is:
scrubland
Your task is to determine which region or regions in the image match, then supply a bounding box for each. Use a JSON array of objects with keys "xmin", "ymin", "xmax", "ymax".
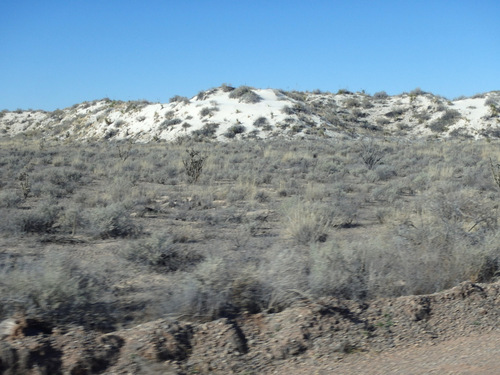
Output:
[{"xmin": 0, "ymin": 136, "xmax": 499, "ymax": 331}]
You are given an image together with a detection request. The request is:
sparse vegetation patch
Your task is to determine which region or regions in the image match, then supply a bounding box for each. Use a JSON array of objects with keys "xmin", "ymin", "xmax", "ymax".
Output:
[{"xmin": 229, "ymin": 86, "xmax": 262, "ymax": 103}]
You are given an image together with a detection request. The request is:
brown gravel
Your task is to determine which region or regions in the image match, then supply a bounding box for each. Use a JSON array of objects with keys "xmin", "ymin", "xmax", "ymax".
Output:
[{"xmin": 271, "ymin": 332, "xmax": 500, "ymax": 375}]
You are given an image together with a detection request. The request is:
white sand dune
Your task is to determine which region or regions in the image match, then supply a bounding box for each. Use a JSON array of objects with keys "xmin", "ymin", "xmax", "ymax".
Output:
[{"xmin": 1, "ymin": 87, "xmax": 499, "ymax": 142}]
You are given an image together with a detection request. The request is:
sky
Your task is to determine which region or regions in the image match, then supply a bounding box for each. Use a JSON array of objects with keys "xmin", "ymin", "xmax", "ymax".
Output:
[{"xmin": 1, "ymin": 0, "xmax": 499, "ymax": 111}]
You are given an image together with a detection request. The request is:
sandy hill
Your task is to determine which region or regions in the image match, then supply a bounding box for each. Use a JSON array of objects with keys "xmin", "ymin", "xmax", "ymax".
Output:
[{"xmin": 1, "ymin": 86, "xmax": 499, "ymax": 142}]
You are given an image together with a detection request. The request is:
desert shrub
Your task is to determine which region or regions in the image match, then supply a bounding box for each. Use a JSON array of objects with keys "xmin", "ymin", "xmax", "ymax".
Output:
[
  {"xmin": 50, "ymin": 109, "xmax": 64, "ymax": 120},
  {"xmin": 168, "ymin": 258, "xmax": 269, "ymax": 318},
  {"xmin": 0, "ymin": 190, "xmax": 22, "ymax": 208},
  {"xmin": 361, "ymin": 97, "xmax": 374, "ymax": 109},
  {"xmin": 428, "ymin": 109, "xmax": 461, "ymax": 132},
  {"xmin": 229, "ymin": 274, "xmax": 269, "ymax": 314},
  {"xmin": 373, "ymin": 91, "xmax": 389, "ymax": 99},
  {"xmin": 283, "ymin": 90, "xmax": 307, "ymax": 101},
  {"xmin": 169, "ymin": 95, "xmax": 190, "ymax": 104},
  {"xmin": 86, "ymin": 203, "xmax": 140, "ymax": 239},
  {"xmin": 391, "ymin": 225, "xmax": 491, "ymax": 294},
  {"xmin": 191, "ymin": 123, "xmax": 219, "ymax": 140},
  {"xmin": 344, "ymin": 98, "xmax": 361, "ymax": 108},
  {"xmin": 490, "ymin": 159, "xmax": 500, "ymax": 190},
  {"xmin": 253, "ymin": 190, "xmax": 270, "ymax": 203},
  {"xmin": 58, "ymin": 203, "xmax": 86, "ymax": 236},
  {"xmin": 196, "ymin": 90, "xmax": 207, "ymax": 100},
  {"xmin": 385, "ymin": 107, "xmax": 405, "ymax": 118},
  {"xmin": 0, "ymin": 253, "xmax": 114, "ymax": 328},
  {"xmin": 337, "ymin": 89, "xmax": 352, "ymax": 95},
  {"xmin": 328, "ymin": 194, "xmax": 359, "ymax": 228},
  {"xmin": 224, "ymin": 124, "xmax": 246, "ymax": 138},
  {"xmin": 228, "ymin": 86, "xmax": 262, "ymax": 103},
  {"xmin": 295, "ymin": 206, "xmax": 498, "ymax": 301},
  {"xmin": 449, "ymin": 127, "xmax": 474, "ymax": 139},
  {"xmin": 160, "ymin": 118, "xmax": 182, "ymax": 128},
  {"xmin": 281, "ymin": 106, "xmax": 294, "ymax": 115},
  {"xmin": 413, "ymin": 111, "xmax": 431, "ymax": 124},
  {"xmin": 435, "ymin": 102, "xmax": 447, "ymax": 112},
  {"xmin": 292, "ymin": 102, "xmax": 311, "ymax": 114},
  {"xmin": 18, "ymin": 201, "xmax": 60, "ymax": 233},
  {"xmin": 115, "ymin": 140, "xmax": 134, "ymax": 161},
  {"xmin": 199, "ymin": 107, "xmax": 218, "ymax": 117},
  {"xmin": 226, "ymin": 185, "xmax": 253, "ymax": 203},
  {"xmin": 307, "ymin": 242, "xmax": 369, "ymax": 299},
  {"xmin": 164, "ymin": 110, "xmax": 176, "ymax": 119},
  {"xmin": 351, "ymin": 108, "xmax": 367, "ymax": 119},
  {"xmin": 43, "ymin": 167, "xmax": 83, "ymax": 197},
  {"xmin": 282, "ymin": 198, "xmax": 329, "ymax": 245},
  {"xmin": 374, "ymin": 164, "xmax": 397, "ymax": 181},
  {"xmin": 122, "ymin": 233, "xmax": 203, "ymax": 272},
  {"xmin": 104, "ymin": 128, "xmax": 118, "ymax": 139},
  {"xmin": 253, "ymin": 117, "xmax": 269, "ymax": 127},
  {"xmin": 183, "ymin": 149, "xmax": 206, "ymax": 183},
  {"xmin": 166, "ymin": 258, "xmax": 234, "ymax": 318},
  {"xmin": 409, "ymin": 87, "xmax": 426, "ymax": 96},
  {"xmin": 114, "ymin": 119, "xmax": 126, "ymax": 127},
  {"xmin": 484, "ymin": 97, "xmax": 498, "ymax": 107},
  {"xmin": 376, "ymin": 117, "xmax": 390, "ymax": 126},
  {"xmin": 358, "ymin": 138, "xmax": 385, "ymax": 170},
  {"xmin": 220, "ymin": 83, "xmax": 234, "ymax": 92},
  {"xmin": 17, "ymin": 170, "xmax": 31, "ymax": 198},
  {"xmin": 481, "ymin": 128, "xmax": 500, "ymax": 138}
]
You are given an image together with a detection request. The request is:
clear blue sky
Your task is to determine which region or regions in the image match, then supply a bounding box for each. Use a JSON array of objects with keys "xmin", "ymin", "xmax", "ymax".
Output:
[{"xmin": 1, "ymin": 0, "xmax": 499, "ymax": 111}]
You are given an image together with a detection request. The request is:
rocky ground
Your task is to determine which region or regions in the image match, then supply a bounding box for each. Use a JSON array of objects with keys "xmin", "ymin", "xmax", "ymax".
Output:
[{"xmin": 1, "ymin": 280, "xmax": 499, "ymax": 374}]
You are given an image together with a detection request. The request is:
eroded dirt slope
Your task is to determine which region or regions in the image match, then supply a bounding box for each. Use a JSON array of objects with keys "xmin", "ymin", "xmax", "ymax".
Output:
[{"xmin": 1, "ymin": 280, "xmax": 499, "ymax": 374}]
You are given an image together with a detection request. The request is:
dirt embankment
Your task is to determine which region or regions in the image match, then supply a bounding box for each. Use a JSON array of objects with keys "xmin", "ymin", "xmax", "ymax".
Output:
[{"xmin": 1, "ymin": 281, "xmax": 499, "ymax": 374}]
